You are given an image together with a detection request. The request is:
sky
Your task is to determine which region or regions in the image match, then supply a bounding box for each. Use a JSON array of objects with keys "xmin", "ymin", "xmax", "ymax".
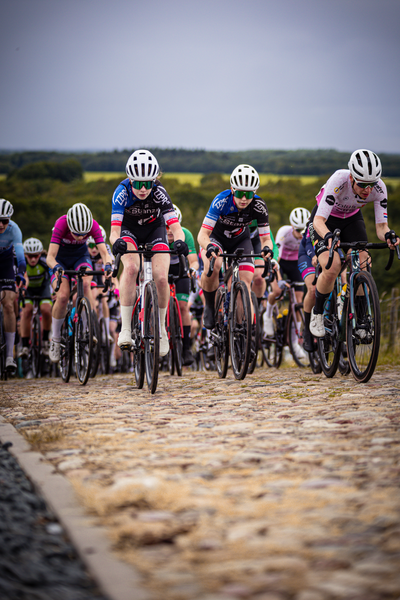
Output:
[{"xmin": 1, "ymin": 0, "xmax": 399, "ymax": 154}]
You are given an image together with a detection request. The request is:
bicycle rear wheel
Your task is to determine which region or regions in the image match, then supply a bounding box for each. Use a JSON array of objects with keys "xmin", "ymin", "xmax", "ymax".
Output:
[
  {"xmin": 144, "ymin": 281, "xmax": 160, "ymax": 394},
  {"xmin": 214, "ymin": 287, "xmax": 229, "ymax": 378},
  {"xmin": 31, "ymin": 313, "xmax": 42, "ymax": 378},
  {"xmin": 90, "ymin": 311, "xmax": 100, "ymax": 378},
  {"xmin": 317, "ymin": 292, "xmax": 341, "ymax": 378},
  {"xmin": 99, "ymin": 317, "xmax": 110, "ymax": 375},
  {"xmin": 247, "ymin": 292, "xmax": 260, "ymax": 375},
  {"xmin": 74, "ymin": 297, "xmax": 93, "ymax": 385},
  {"xmin": 168, "ymin": 296, "xmax": 183, "ymax": 377},
  {"xmin": 230, "ymin": 281, "xmax": 252, "ymax": 380},
  {"xmin": 346, "ymin": 271, "xmax": 380, "ymax": 383},
  {"xmin": 60, "ymin": 313, "xmax": 73, "ymax": 383}
]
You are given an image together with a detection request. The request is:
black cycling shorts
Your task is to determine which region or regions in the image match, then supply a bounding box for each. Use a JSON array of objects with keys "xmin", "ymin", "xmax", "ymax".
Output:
[
  {"xmin": 309, "ymin": 206, "xmax": 368, "ymax": 257},
  {"xmin": 120, "ymin": 223, "xmax": 168, "ymax": 251}
]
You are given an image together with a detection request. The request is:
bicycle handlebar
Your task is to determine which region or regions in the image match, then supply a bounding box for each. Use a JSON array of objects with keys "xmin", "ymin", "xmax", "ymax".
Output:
[
  {"xmin": 323, "ymin": 233, "xmax": 400, "ymax": 273},
  {"xmin": 54, "ymin": 267, "xmax": 108, "ymax": 293},
  {"xmin": 206, "ymin": 248, "xmax": 270, "ymax": 278}
]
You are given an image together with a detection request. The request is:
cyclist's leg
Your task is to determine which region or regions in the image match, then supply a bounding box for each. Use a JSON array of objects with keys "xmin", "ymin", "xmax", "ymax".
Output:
[
  {"xmin": 251, "ymin": 234, "xmax": 266, "ymax": 303},
  {"xmin": 19, "ymin": 295, "xmax": 33, "ymax": 357},
  {"xmin": 118, "ymin": 230, "xmax": 140, "ymax": 348},
  {"xmin": 200, "ymin": 238, "xmax": 224, "ymax": 329},
  {"xmin": 152, "ymin": 245, "xmax": 170, "ymax": 357},
  {"xmin": 49, "ymin": 263, "xmax": 71, "ymax": 362},
  {"xmin": 176, "ymin": 277, "xmax": 193, "ymax": 365},
  {"xmin": 298, "ymin": 246, "xmax": 316, "ymax": 351},
  {"xmin": 2, "ymin": 289, "xmax": 17, "ymax": 365}
]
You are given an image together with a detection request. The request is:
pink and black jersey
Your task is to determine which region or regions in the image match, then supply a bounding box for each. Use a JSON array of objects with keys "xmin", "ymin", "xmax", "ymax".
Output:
[{"xmin": 50, "ymin": 216, "xmax": 104, "ymax": 247}]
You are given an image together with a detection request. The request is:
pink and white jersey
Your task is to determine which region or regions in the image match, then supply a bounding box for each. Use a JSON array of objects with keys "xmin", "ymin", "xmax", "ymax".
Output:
[
  {"xmin": 50, "ymin": 215, "xmax": 104, "ymax": 247},
  {"xmin": 315, "ymin": 169, "xmax": 388, "ymax": 222},
  {"xmin": 275, "ymin": 225, "xmax": 301, "ymax": 260}
]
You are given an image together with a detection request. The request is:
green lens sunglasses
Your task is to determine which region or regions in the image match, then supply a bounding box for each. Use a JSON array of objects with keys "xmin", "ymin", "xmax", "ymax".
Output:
[
  {"xmin": 131, "ymin": 180, "xmax": 154, "ymax": 190},
  {"xmin": 233, "ymin": 190, "xmax": 255, "ymax": 200}
]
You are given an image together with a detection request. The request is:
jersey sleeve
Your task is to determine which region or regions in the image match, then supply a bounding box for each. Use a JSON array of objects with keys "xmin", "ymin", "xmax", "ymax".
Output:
[
  {"xmin": 183, "ymin": 227, "xmax": 197, "ymax": 255},
  {"xmin": 152, "ymin": 184, "xmax": 179, "ymax": 226},
  {"xmin": 253, "ymin": 197, "xmax": 270, "ymax": 236},
  {"xmin": 12, "ymin": 222, "xmax": 26, "ymax": 273},
  {"xmin": 111, "ymin": 183, "xmax": 130, "ymax": 226},
  {"xmin": 373, "ymin": 181, "xmax": 389, "ymax": 224},
  {"xmin": 91, "ymin": 220, "xmax": 105, "ymax": 245},
  {"xmin": 50, "ymin": 216, "xmax": 68, "ymax": 245},
  {"xmin": 201, "ymin": 190, "xmax": 230, "ymax": 231},
  {"xmin": 269, "ymin": 231, "xmax": 279, "ymax": 260},
  {"xmin": 315, "ymin": 171, "xmax": 343, "ymax": 220}
]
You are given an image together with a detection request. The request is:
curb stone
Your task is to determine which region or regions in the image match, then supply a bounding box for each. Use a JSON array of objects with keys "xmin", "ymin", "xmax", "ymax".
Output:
[{"xmin": 0, "ymin": 417, "xmax": 153, "ymax": 600}]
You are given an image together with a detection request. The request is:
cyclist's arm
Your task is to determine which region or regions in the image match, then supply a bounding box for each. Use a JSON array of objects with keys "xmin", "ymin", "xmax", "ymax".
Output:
[
  {"xmin": 188, "ymin": 253, "xmax": 199, "ymax": 272},
  {"xmin": 97, "ymin": 242, "xmax": 113, "ymax": 267},
  {"xmin": 168, "ymin": 221, "xmax": 185, "ymax": 243},
  {"xmin": 197, "ymin": 225, "xmax": 212, "ymax": 252},
  {"xmin": 313, "ymin": 215, "xmax": 333, "ymax": 245},
  {"xmin": 109, "ymin": 225, "xmax": 121, "ymax": 247},
  {"xmin": 46, "ymin": 242, "xmax": 60, "ymax": 270}
]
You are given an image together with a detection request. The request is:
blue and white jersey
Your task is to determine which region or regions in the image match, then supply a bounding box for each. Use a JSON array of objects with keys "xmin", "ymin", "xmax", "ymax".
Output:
[
  {"xmin": 0, "ymin": 219, "xmax": 26, "ymax": 273},
  {"xmin": 111, "ymin": 178, "xmax": 178, "ymax": 230},
  {"xmin": 202, "ymin": 189, "xmax": 269, "ymax": 239}
]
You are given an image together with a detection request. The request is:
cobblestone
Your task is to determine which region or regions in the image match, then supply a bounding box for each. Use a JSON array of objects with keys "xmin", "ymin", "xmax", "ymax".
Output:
[{"xmin": 1, "ymin": 365, "xmax": 400, "ymax": 599}]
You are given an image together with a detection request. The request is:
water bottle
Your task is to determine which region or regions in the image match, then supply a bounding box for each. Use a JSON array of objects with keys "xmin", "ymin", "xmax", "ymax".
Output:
[
  {"xmin": 337, "ymin": 283, "xmax": 347, "ymax": 320},
  {"xmin": 323, "ymin": 293, "xmax": 332, "ymax": 318}
]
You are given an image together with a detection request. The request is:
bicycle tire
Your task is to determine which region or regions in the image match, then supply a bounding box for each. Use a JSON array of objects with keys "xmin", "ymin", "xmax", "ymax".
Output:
[
  {"xmin": 60, "ymin": 313, "xmax": 73, "ymax": 383},
  {"xmin": 90, "ymin": 310, "xmax": 100, "ymax": 378},
  {"xmin": 74, "ymin": 297, "xmax": 93, "ymax": 385},
  {"xmin": 168, "ymin": 297, "xmax": 183, "ymax": 377},
  {"xmin": 317, "ymin": 291, "xmax": 341, "ymax": 378},
  {"xmin": 31, "ymin": 313, "xmax": 42, "ymax": 378},
  {"xmin": 230, "ymin": 281, "xmax": 252, "ymax": 380},
  {"xmin": 247, "ymin": 292, "xmax": 260, "ymax": 375},
  {"xmin": 99, "ymin": 317, "xmax": 110, "ymax": 375},
  {"xmin": 144, "ymin": 281, "xmax": 160, "ymax": 394},
  {"xmin": 0, "ymin": 309, "xmax": 7, "ymax": 381},
  {"xmin": 214, "ymin": 287, "xmax": 229, "ymax": 378},
  {"xmin": 262, "ymin": 307, "xmax": 283, "ymax": 368},
  {"xmin": 338, "ymin": 346, "xmax": 351, "ymax": 376},
  {"xmin": 167, "ymin": 297, "xmax": 175, "ymax": 376},
  {"xmin": 346, "ymin": 271, "xmax": 380, "ymax": 383},
  {"xmin": 131, "ymin": 299, "xmax": 144, "ymax": 387},
  {"xmin": 287, "ymin": 308, "xmax": 307, "ymax": 368}
]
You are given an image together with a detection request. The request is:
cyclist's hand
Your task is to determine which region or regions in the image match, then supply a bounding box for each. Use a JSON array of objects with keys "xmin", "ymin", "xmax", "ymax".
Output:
[
  {"xmin": 54, "ymin": 264, "xmax": 64, "ymax": 276},
  {"xmin": 173, "ymin": 240, "xmax": 189, "ymax": 256},
  {"xmin": 311, "ymin": 255, "xmax": 318, "ymax": 267},
  {"xmin": 104, "ymin": 263, "xmax": 113, "ymax": 278},
  {"xmin": 16, "ymin": 274, "xmax": 26, "ymax": 288},
  {"xmin": 112, "ymin": 238, "xmax": 127, "ymax": 256},
  {"xmin": 270, "ymin": 258, "xmax": 279, "ymax": 271},
  {"xmin": 385, "ymin": 230, "xmax": 400, "ymax": 249},
  {"xmin": 206, "ymin": 243, "xmax": 219, "ymax": 259},
  {"xmin": 261, "ymin": 245, "xmax": 273, "ymax": 259}
]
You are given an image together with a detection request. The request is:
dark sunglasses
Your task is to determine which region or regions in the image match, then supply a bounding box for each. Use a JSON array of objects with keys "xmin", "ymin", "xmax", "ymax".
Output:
[
  {"xmin": 0, "ymin": 218, "xmax": 10, "ymax": 225},
  {"xmin": 88, "ymin": 242, "xmax": 97, "ymax": 249},
  {"xmin": 233, "ymin": 190, "xmax": 255, "ymax": 200},
  {"xmin": 131, "ymin": 180, "xmax": 154, "ymax": 190},
  {"xmin": 354, "ymin": 180, "xmax": 378, "ymax": 189},
  {"xmin": 27, "ymin": 253, "xmax": 40, "ymax": 259}
]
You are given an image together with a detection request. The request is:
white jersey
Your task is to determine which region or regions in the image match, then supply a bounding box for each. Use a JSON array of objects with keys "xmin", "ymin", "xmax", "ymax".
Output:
[
  {"xmin": 315, "ymin": 169, "xmax": 387, "ymax": 222},
  {"xmin": 275, "ymin": 225, "xmax": 301, "ymax": 261}
]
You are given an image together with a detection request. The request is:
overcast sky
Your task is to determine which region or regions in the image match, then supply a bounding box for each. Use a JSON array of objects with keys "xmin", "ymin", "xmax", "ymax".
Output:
[{"xmin": 1, "ymin": 0, "xmax": 399, "ymax": 154}]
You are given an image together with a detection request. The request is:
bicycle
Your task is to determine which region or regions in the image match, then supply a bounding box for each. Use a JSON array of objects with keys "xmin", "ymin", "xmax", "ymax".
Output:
[
  {"xmin": 24, "ymin": 295, "xmax": 52, "ymax": 378},
  {"xmin": 167, "ymin": 255, "xmax": 187, "ymax": 377},
  {"xmin": 260, "ymin": 280, "xmax": 308, "ymax": 369},
  {"xmin": 55, "ymin": 267, "xmax": 109, "ymax": 385},
  {"xmin": 113, "ymin": 244, "xmax": 176, "ymax": 394},
  {"xmin": 317, "ymin": 229, "xmax": 400, "ymax": 383},
  {"xmin": 207, "ymin": 249, "xmax": 265, "ymax": 380}
]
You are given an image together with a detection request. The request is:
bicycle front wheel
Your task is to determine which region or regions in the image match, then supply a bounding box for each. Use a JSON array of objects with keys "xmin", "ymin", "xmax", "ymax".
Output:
[
  {"xmin": 144, "ymin": 282, "xmax": 160, "ymax": 394},
  {"xmin": 346, "ymin": 271, "xmax": 380, "ymax": 383},
  {"xmin": 168, "ymin": 297, "xmax": 183, "ymax": 377},
  {"xmin": 31, "ymin": 313, "xmax": 42, "ymax": 378},
  {"xmin": 60, "ymin": 314, "xmax": 73, "ymax": 383},
  {"xmin": 131, "ymin": 299, "xmax": 144, "ymax": 388},
  {"xmin": 74, "ymin": 297, "xmax": 93, "ymax": 385},
  {"xmin": 230, "ymin": 281, "xmax": 252, "ymax": 380},
  {"xmin": 214, "ymin": 287, "xmax": 229, "ymax": 378},
  {"xmin": 99, "ymin": 317, "xmax": 110, "ymax": 375},
  {"xmin": 317, "ymin": 292, "xmax": 341, "ymax": 378}
]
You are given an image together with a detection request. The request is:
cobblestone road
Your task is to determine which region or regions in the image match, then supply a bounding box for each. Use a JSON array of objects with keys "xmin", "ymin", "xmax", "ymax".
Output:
[{"xmin": 1, "ymin": 365, "xmax": 400, "ymax": 600}]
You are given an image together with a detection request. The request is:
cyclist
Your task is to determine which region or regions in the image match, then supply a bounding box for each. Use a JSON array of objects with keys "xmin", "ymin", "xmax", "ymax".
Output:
[
  {"xmin": 197, "ymin": 164, "xmax": 272, "ymax": 329},
  {"xmin": 264, "ymin": 207, "xmax": 310, "ymax": 359},
  {"xmin": 47, "ymin": 203, "xmax": 113, "ymax": 362},
  {"xmin": 109, "ymin": 149, "xmax": 188, "ymax": 357},
  {"xmin": 250, "ymin": 219, "xmax": 279, "ymax": 304},
  {"xmin": 166, "ymin": 204, "xmax": 199, "ymax": 365},
  {"xmin": 87, "ymin": 225, "xmax": 115, "ymax": 343},
  {"xmin": 309, "ymin": 149, "xmax": 399, "ymax": 337},
  {"xmin": 19, "ymin": 238, "xmax": 52, "ymax": 359},
  {"xmin": 298, "ymin": 223, "xmax": 318, "ymax": 351},
  {"xmin": 0, "ymin": 199, "xmax": 26, "ymax": 373}
]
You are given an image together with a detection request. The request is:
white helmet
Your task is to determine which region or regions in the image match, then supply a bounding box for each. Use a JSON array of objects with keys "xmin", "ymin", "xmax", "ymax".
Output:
[
  {"xmin": 289, "ymin": 207, "xmax": 311, "ymax": 230},
  {"xmin": 230, "ymin": 164, "xmax": 260, "ymax": 191},
  {"xmin": 173, "ymin": 204, "xmax": 182, "ymax": 223},
  {"xmin": 0, "ymin": 199, "xmax": 14, "ymax": 218},
  {"xmin": 348, "ymin": 149, "xmax": 382, "ymax": 183},
  {"xmin": 23, "ymin": 237, "xmax": 43, "ymax": 254},
  {"xmin": 126, "ymin": 149, "xmax": 159, "ymax": 181},
  {"xmin": 87, "ymin": 236, "xmax": 95, "ymax": 245},
  {"xmin": 100, "ymin": 225, "xmax": 107, "ymax": 243},
  {"xmin": 67, "ymin": 203, "xmax": 93, "ymax": 235}
]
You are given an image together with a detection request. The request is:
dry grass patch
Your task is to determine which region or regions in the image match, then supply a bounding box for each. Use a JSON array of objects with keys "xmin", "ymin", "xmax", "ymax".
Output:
[{"xmin": 21, "ymin": 423, "xmax": 66, "ymax": 450}]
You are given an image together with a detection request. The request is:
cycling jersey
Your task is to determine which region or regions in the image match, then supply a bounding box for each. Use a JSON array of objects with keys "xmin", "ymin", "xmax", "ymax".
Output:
[
  {"xmin": 202, "ymin": 190, "xmax": 269, "ymax": 240},
  {"xmin": 0, "ymin": 220, "xmax": 26, "ymax": 276},
  {"xmin": 275, "ymin": 225, "xmax": 301, "ymax": 261},
  {"xmin": 50, "ymin": 216, "xmax": 104, "ymax": 248},
  {"xmin": 111, "ymin": 178, "xmax": 178, "ymax": 230},
  {"xmin": 26, "ymin": 257, "xmax": 49, "ymax": 288},
  {"xmin": 169, "ymin": 227, "xmax": 197, "ymax": 266},
  {"xmin": 315, "ymin": 169, "xmax": 387, "ymax": 222}
]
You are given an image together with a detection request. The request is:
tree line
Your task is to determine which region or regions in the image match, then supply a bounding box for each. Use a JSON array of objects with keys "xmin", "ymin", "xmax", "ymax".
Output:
[
  {"xmin": 2, "ymin": 148, "xmax": 400, "ymax": 177},
  {"xmin": 1, "ymin": 168, "xmax": 399, "ymax": 296}
]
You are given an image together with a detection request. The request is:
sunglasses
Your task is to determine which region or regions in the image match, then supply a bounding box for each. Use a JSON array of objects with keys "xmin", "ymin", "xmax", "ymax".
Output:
[
  {"xmin": 0, "ymin": 218, "xmax": 10, "ymax": 225},
  {"xmin": 88, "ymin": 242, "xmax": 97, "ymax": 249},
  {"xmin": 27, "ymin": 253, "xmax": 40, "ymax": 259},
  {"xmin": 354, "ymin": 180, "xmax": 378, "ymax": 189},
  {"xmin": 131, "ymin": 180, "xmax": 154, "ymax": 190},
  {"xmin": 233, "ymin": 190, "xmax": 255, "ymax": 200}
]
